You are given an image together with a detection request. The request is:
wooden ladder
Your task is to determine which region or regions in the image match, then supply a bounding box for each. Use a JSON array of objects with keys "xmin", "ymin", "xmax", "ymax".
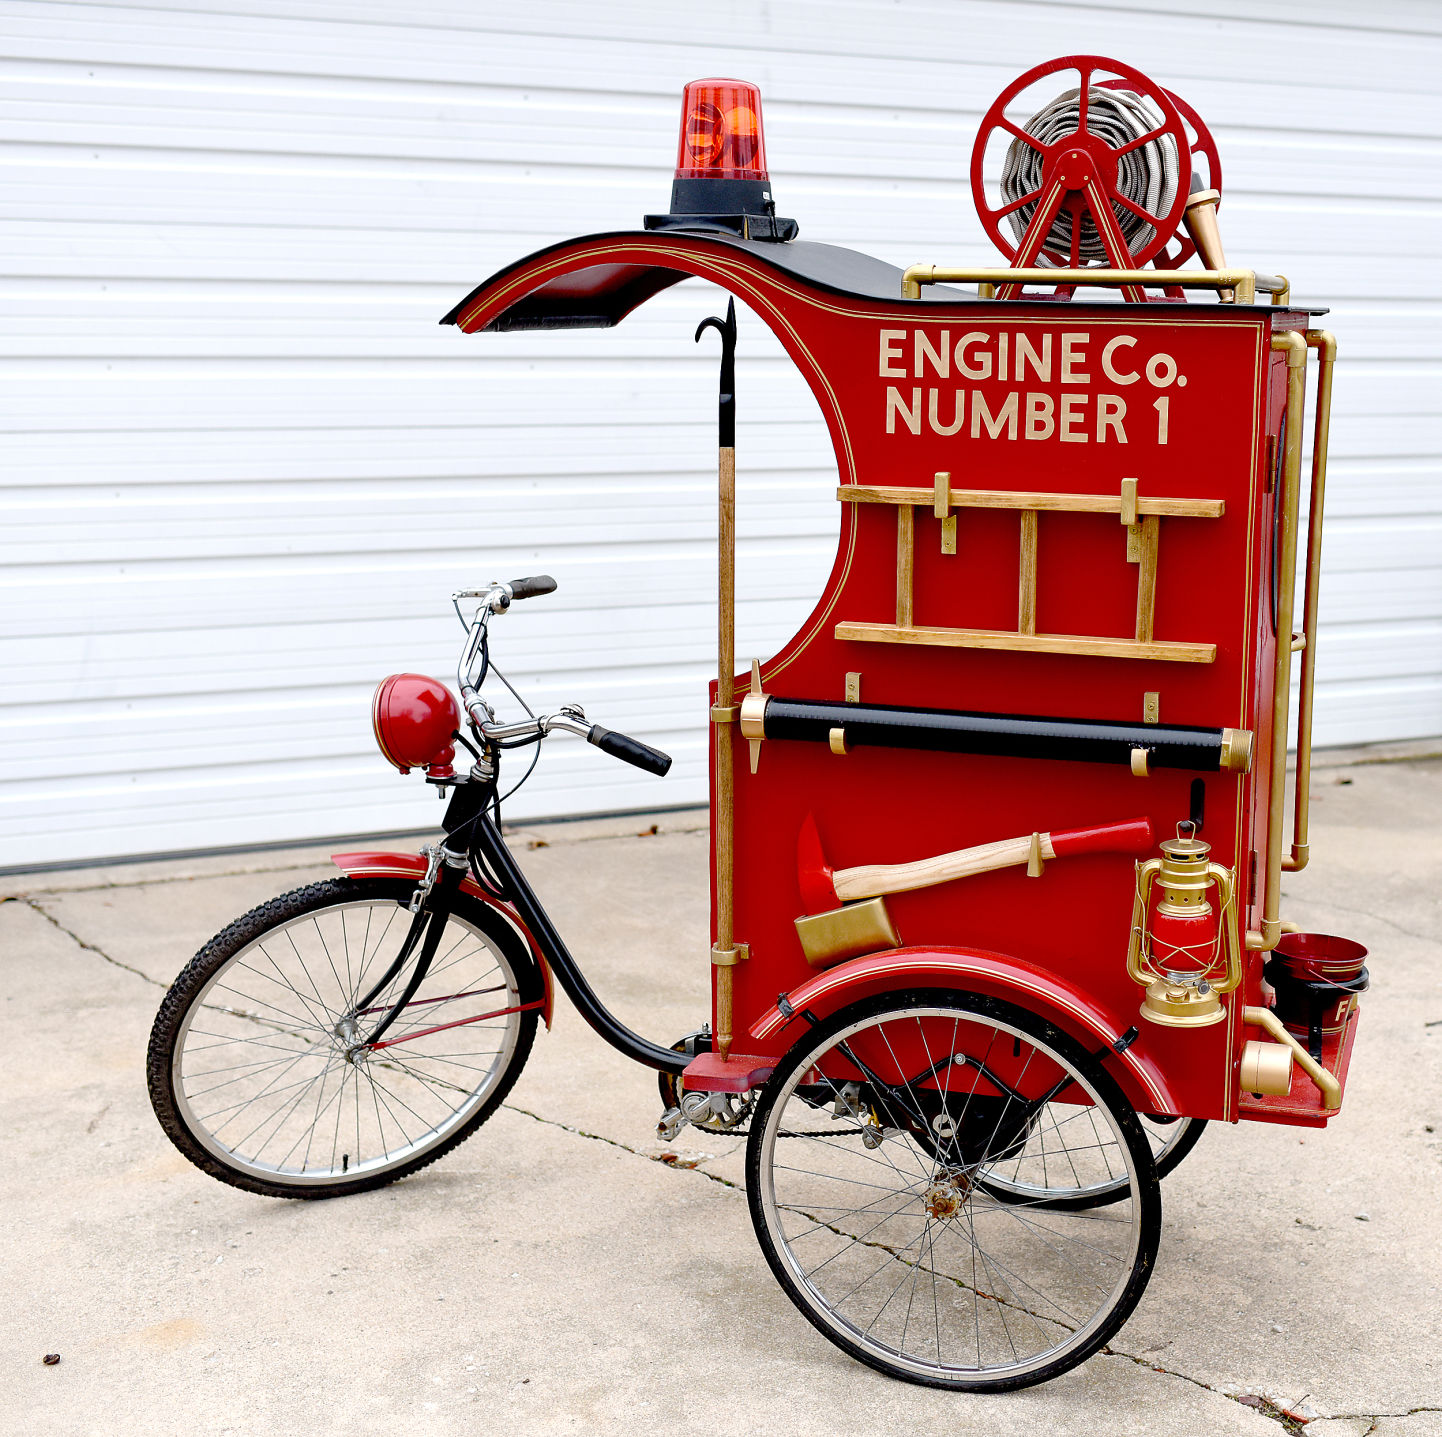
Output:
[{"xmin": 834, "ymin": 475, "xmax": 1223, "ymax": 664}]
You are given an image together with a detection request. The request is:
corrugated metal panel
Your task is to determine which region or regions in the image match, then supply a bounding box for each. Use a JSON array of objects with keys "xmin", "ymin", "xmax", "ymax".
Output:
[{"xmin": 3, "ymin": 0, "xmax": 1440, "ymax": 867}]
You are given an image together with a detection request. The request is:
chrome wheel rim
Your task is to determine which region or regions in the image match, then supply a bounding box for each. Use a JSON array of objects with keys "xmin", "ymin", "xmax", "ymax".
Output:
[
  {"xmin": 172, "ymin": 899, "xmax": 523, "ymax": 1186},
  {"xmin": 756, "ymin": 1004, "xmax": 1146, "ymax": 1384}
]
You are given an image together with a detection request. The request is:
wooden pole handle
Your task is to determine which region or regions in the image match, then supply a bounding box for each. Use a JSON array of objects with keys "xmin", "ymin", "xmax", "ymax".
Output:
[{"xmin": 831, "ymin": 816, "xmax": 1155, "ymax": 903}]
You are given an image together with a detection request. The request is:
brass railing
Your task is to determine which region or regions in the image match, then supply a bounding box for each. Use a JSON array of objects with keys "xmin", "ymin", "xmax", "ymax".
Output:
[{"xmin": 900, "ymin": 265, "xmax": 1291, "ymax": 306}]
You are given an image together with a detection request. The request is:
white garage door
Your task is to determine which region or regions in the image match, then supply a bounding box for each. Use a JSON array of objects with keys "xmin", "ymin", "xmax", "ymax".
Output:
[{"xmin": 3, "ymin": 1, "xmax": 1439, "ymax": 868}]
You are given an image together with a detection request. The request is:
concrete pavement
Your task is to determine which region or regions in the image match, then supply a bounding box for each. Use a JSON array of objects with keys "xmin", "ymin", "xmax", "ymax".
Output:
[{"xmin": 2, "ymin": 755, "xmax": 1440, "ymax": 1436}]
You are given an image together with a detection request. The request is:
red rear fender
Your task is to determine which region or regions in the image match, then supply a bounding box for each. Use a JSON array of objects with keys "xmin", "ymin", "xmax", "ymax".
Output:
[
  {"xmin": 330, "ymin": 850, "xmax": 553, "ymax": 1028},
  {"xmin": 746, "ymin": 946, "xmax": 1180, "ymax": 1119}
]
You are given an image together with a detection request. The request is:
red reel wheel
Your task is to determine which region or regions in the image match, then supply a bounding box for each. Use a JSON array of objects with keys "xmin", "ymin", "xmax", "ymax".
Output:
[
  {"xmin": 1100, "ymin": 77, "xmax": 1222, "ymax": 270},
  {"xmin": 970, "ymin": 54, "xmax": 1193, "ymax": 275}
]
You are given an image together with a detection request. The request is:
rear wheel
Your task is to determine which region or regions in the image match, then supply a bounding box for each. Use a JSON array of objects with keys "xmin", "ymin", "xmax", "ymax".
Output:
[
  {"xmin": 746, "ymin": 990, "xmax": 1160, "ymax": 1391},
  {"xmin": 147, "ymin": 877, "xmax": 538, "ymax": 1198},
  {"xmin": 977, "ymin": 1113, "xmax": 1205, "ymax": 1212}
]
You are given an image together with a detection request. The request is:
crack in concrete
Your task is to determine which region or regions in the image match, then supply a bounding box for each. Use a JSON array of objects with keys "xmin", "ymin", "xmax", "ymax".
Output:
[
  {"xmin": 502, "ymin": 1100, "xmax": 1427, "ymax": 1427},
  {"xmin": 21, "ymin": 897, "xmax": 168, "ymax": 988},
  {"xmin": 1099, "ymin": 1345, "xmax": 1315, "ymax": 1430},
  {"xmin": 502, "ymin": 1102, "xmax": 743, "ymax": 1191},
  {"xmin": 5, "ymin": 858, "xmax": 335, "ymax": 900},
  {"xmin": 1332, "ymin": 1410, "xmax": 1442, "ymax": 1426},
  {"xmin": 19, "ymin": 896, "xmax": 1433, "ymax": 1423}
]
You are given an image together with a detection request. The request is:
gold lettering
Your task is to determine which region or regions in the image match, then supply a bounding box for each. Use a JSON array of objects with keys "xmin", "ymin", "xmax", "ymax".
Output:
[
  {"xmin": 928, "ymin": 389, "xmax": 965, "ymax": 436},
  {"xmin": 886, "ymin": 386, "xmax": 922, "ymax": 435},
  {"xmin": 1097, "ymin": 394, "xmax": 1128, "ymax": 443},
  {"xmin": 1101, "ymin": 335, "xmax": 1139, "ymax": 386},
  {"xmin": 879, "ymin": 329, "xmax": 906, "ymax": 378},
  {"xmin": 1061, "ymin": 333, "xmax": 1090, "ymax": 384},
  {"xmin": 915, "ymin": 330, "xmax": 950, "ymax": 380},
  {"xmin": 1025, "ymin": 392, "xmax": 1055, "ymax": 441},
  {"xmin": 971, "ymin": 391, "xmax": 1018, "ymax": 440},
  {"xmin": 955, "ymin": 332, "xmax": 992, "ymax": 381},
  {"xmin": 1060, "ymin": 393, "xmax": 1087, "ymax": 442},
  {"xmin": 1015, "ymin": 333, "xmax": 1052, "ymax": 383}
]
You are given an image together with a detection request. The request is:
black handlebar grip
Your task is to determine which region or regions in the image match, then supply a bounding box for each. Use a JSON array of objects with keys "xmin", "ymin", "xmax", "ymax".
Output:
[
  {"xmin": 587, "ymin": 725, "xmax": 672, "ymax": 778},
  {"xmin": 508, "ymin": 575, "xmax": 557, "ymax": 601}
]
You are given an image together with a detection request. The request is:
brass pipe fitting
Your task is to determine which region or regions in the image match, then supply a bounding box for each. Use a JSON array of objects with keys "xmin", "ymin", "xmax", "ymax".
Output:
[
  {"xmin": 1283, "ymin": 330, "xmax": 1337, "ymax": 875},
  {"xmin": 1240, "ymin": 1039, "xmax": 1295, "ymax": 1097},
  {"xmin": 1255, "ymin": 333, "xmax": 1309, "ymax": 950},
  {"xmin": 1243, "ymin": 1007, "xmax": 1341, "ymax": 1109}
]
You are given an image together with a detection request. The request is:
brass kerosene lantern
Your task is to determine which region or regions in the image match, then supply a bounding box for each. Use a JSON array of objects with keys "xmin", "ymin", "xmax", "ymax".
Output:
[{"xmin": 1126, "ymin": 822, "xmax": 1243, "ymax": 1027}]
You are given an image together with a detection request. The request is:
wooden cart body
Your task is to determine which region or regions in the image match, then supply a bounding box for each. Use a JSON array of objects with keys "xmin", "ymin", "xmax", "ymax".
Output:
[{"xmin": 446, "ymin": 230, "xmax": 1345, "ymax": 1128}]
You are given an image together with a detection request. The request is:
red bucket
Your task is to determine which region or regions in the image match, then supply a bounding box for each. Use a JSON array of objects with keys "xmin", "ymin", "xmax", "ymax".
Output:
[{"xmin": 1267, "ymin": 932, "xmax": 1368, "ymax": 1044}]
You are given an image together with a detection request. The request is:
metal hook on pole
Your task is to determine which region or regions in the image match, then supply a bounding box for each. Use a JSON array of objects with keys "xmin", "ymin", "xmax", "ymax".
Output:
[
  {"xmin": 695, "ymin": 298, "xmax": 737, "ymax": 448},
  {"xmin": 696, "ymin": 298, "xmax": 743, "ymax": 1059}
]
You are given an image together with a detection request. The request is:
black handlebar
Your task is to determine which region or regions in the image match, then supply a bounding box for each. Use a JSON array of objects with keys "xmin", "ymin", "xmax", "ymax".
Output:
[
  {"xmin": 508, "ymin": 575, "xmax": 557, "ymax": 601},
  {"xmin": 587, "ymin": 724, "xmax": 672, "ymax": 778}
]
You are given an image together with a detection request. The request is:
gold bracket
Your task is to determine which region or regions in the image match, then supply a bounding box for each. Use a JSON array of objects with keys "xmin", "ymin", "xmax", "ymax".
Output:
[
  {"xmin": 710, "ymin": 942, "xmax": 749, "ymax": 968},
  {"xmin": 1130, "ymin": 747, "xmax": 1151, "ymax": 778},
  {"xmin": 709, "ymin": 703, "xmax": 740, "ymax": 724},
  {"xmin": 1026, "ymin": 832, "xmax": 1045, "ymax": 878},
  {"xmin": 844, "ymin": 672, "xmax": 861, "ymax": 704},
  {"xmin": 1143, "ymin": 692, "xmax": 1160, "ymax": 725},
  {"xmin": 828, "ymin": 727, "xmax": 849, "ymax": 756},
  {"xmin": 737, "ymin": 658, "xmax": 767, "ymax": 774},
  {"xmin": 934, "ymin": 471, "xmax": 956, "ymax": 554}
]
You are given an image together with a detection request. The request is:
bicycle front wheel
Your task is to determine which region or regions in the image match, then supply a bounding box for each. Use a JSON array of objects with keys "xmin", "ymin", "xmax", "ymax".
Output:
[
  {"xmin": 148, "ymin": 877, "xmax": 538, "ymax": 1198},
  {"xmin": 746, "ymin": 990, "xmax": 1160, "ymax": 1391}
]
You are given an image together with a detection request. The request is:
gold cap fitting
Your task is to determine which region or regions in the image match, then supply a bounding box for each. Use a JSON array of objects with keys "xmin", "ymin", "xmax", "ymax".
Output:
[
  {"xmin": 1240, "ymin": 1039, "xmax": 1295, "ymax": 1096},
  {"xmin": 1140, "ymin": 978, "xmax": 1226, "ymax": 1028}
]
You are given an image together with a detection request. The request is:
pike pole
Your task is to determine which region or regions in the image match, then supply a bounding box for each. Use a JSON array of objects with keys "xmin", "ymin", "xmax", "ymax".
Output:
[{"xmin": 696, "ymin": 300, "xmax": 741, "ymax": 1060}]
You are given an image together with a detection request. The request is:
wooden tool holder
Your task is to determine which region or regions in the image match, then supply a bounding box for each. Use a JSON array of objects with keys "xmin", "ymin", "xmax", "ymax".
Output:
[{"xmin": 834, "ymin": 476, "xmax": 1223, "ymax": 663}]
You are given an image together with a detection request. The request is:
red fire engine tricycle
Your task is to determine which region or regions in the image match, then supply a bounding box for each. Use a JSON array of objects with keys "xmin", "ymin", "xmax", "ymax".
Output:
[{"xmin": 149, "ymin": 60, "xmax": 1362, "ymax": 1391}]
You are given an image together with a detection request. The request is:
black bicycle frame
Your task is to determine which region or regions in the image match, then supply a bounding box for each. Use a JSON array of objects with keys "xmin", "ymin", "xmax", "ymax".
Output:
[{"xmin": 434, "ymin": 777, "xmax": 688, "ymax": 1075}]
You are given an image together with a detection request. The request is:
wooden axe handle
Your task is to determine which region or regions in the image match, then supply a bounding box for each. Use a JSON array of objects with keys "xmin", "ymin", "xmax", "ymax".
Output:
[{"xmin": 832, "ymin": 816, "xmax": 1154, "ymax": 903}]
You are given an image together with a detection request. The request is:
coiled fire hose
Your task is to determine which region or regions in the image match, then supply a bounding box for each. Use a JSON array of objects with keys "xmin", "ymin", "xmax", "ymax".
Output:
[{"xmin": 1001, "ymin": 86, "xmax": 1181, "ymax": 263}]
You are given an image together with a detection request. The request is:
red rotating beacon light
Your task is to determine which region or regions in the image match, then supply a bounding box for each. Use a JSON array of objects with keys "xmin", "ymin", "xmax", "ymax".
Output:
[
  {"xmin": 647, "ymin": 78, "xmax": 796, "ymax": 241},
  {"xmin": 674, "ymin": 77, "xmax": 769, "ymax": 180}
]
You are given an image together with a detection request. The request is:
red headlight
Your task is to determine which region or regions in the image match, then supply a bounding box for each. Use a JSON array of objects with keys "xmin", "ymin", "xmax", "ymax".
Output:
[{"xmin": 372, "ymin": 674, "xmax": 460, "ymax": 777}]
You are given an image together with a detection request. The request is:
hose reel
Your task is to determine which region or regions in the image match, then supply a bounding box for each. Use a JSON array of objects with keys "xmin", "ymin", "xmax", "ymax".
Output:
[{"xmin": 971, "ymin": 54, "xmax": 1226, "ymax": 300}]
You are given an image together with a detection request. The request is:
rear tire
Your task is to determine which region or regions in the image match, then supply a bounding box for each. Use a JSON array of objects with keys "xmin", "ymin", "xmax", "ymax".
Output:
[
  {"xmin": 746, "ymin": 989, "xmax": 1160, "ymax": 1391},
  {"xmin": 147, "ymin": 877, "xmax": 538, "ymax": 1199}
]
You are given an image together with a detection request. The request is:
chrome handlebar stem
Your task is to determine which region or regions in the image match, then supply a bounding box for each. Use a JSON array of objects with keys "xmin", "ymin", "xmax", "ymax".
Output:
[{"xmin": 452, "ymin": 582, "xmax": 591, "ymax": 750}]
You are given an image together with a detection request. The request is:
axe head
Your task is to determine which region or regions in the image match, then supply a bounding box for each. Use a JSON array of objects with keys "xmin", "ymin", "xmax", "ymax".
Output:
[{"xmin": 797, "ymin": 812, "xmax": 838, "ymax": 913}]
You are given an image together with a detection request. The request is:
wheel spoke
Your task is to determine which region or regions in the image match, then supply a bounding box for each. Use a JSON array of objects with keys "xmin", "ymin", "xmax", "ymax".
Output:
[
  {"xmin": 162, "ymin": 889, "xmax": 530, "ymax": 1189},
  {"xmin": 752, "ymin": 999, "xmax": 1157, "ymax": 1387}
]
